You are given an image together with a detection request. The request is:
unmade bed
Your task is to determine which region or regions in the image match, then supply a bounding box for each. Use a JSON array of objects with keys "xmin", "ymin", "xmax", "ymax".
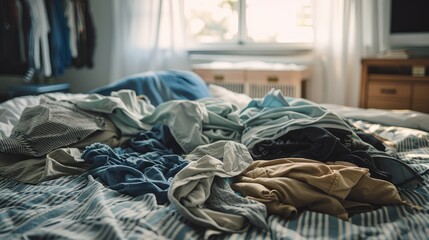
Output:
[{"xmin": 0, "ymin": 71, "xmax": 428, "ymax": 239}]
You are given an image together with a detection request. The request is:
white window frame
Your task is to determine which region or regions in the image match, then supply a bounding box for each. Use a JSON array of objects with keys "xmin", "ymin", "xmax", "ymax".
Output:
[{"xmin": 185, "ymin": 0, "xmax": 313, "ymax": 55}]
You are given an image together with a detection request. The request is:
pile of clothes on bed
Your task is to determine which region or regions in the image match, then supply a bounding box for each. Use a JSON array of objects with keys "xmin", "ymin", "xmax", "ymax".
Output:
[{"xmin": 0, "ymin": 70, "xmax": 426, "ymax": 235}]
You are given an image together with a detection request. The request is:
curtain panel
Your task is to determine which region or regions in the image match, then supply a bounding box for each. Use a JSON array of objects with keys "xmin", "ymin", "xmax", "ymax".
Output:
[
  {"xmin": 109, "ymin": 0, "xmax": 190, "ymax": 82},
  {"xmin": 311, "ymin": 0, "xmax": 389, "ymax": 107}
]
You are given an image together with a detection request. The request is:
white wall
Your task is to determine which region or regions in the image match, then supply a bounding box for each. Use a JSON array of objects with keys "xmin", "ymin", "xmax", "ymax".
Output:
[{"xmin": 59, "ymin": 0, "xmax": 113, "ymax": 93}]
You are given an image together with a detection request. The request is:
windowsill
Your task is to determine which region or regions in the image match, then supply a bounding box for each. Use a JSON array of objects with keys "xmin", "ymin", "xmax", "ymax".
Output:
[
  {"xmin": 187, "ymin": 42, "xmax": 313, "ymax": 55},
  {"xmin": 187, "ymin": 42, "xmax": 314, "ymax": 65}
]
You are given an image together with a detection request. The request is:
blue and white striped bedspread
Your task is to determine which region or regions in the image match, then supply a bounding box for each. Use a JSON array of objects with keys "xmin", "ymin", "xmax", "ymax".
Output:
[{"xmin": 0, "ymin": 120, "xmax": 428, "ymax": 240}]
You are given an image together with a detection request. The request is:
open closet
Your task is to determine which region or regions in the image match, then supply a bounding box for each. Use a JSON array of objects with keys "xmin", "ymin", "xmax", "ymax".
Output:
[{"xmin": 0, "ymin": 0, "xmax": 95, "ymax": 99}]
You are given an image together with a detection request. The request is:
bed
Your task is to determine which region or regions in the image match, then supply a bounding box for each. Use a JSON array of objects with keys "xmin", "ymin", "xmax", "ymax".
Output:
[{"xmin": 0, "ymin": 71, "xmax": 428, "ymax": 240}]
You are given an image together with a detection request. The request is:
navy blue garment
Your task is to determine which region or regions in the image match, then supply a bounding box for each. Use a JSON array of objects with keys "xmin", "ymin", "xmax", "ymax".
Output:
[
  {"xmin": 344, "ymin": 118, "xmax": 387, "ymax": 152},
  {"xmin": 82, "ymin": 126, "xmax": 188, "ymax": 204},
  {"xmin": 251, "ymin": 127, "xmax": 356, "ymax": 163},
  {"xmin": 89, "ymin": 70, "xmax": 211, "ymax": 106},
  {"xmin": 45, "ymin": 0, "xmax": 72, "ymax": 77},
  {"xmin": 128, "ymin": 125, "xmax": 184, "ymax": 155},
  {"xmin": 251, "ymin": 126, "xmax": 423, "ymax": 187}
]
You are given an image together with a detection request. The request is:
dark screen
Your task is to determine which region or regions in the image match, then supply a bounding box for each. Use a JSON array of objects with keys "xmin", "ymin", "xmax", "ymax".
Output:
[{"xmin": 390, "ymin": 0, "xmax": 429, "ymax": 33}]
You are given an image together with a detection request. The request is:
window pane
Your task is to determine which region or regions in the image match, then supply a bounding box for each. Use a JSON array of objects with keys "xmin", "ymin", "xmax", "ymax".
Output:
[
  {"xmin": 184, "ymin": 0, "xmax": 239, "ymax": 43},
  {"xmin": 245, "ymin": 0, "xmax": 313, "ymax": 43}
]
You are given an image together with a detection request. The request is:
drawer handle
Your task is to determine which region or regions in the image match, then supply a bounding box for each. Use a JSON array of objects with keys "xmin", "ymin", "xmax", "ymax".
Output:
[
  {"xmin": 214, "ymin": 75, "xmax": 224, "ymax": 81},
  {"xmin": 380, "ymin": 88, "xmax": 397, "ymax": 95},
  {"xmin": 267, "ymin": 76, "xmax": 278, "ymax": 82}
]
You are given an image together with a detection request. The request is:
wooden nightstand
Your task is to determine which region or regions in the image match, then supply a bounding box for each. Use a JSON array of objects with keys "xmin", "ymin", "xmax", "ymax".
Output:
[{"xmin": 359, "ymin": 58, "xmax": 429, "ymax": 113}]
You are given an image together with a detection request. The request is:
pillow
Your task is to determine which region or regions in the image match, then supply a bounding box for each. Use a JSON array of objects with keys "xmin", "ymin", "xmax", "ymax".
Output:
[{"xmin": 208, "ymin": 84, "xmax": 252, "ymax": 110}]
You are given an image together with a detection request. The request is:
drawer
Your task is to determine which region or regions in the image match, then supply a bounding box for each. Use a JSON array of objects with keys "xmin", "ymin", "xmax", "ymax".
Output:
[
  {"xmin": 245, "ymin": 70, "xmax": 300, "ymax": 83},
  {"xmin": 412, "ymin": 100, "xmax": 429, "ymax": 113},
  {"xmin": 413, "ymin": 83, "xmax": 429, "ymax": 100},
  {"xmin": 368, "ymin": 82, "xmax": 411, "ymax": 98},
  {"xmin": 412, "ymin": 83, "xmax": 429, "ymax": 113},
  {"xmin": 367, "ymin": 97, "xmax": 410, "ymax": 110},
  {"xmin": 192, "ymin": 69, "xmax": 245, "ymax": 83}
]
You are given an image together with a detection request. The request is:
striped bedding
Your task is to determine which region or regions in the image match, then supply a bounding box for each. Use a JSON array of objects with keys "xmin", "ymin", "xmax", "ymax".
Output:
[{"xmin": 1, "ymin": 119, "xmax": 428, "ymax": 240}]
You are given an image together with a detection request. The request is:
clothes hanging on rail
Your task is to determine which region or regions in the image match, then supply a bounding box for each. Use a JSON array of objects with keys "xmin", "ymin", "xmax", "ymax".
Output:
[
  {"xmin": 0, "ymin": 0, "xmax": 96, "ymax": 79},
  {"xmin": 0, "ymin": 0, "xmax": 31, "ymax": 75},
  {"xmin": 73, "ymin": 0, "xmax": 95, "ymax": 69},
  {"xmin": 45, "ymin": 0, "xmax": 71, "ymax": 77},
  {"xmin": 28, "ymin": 0, "xmax": 53, "ymax": 77}
]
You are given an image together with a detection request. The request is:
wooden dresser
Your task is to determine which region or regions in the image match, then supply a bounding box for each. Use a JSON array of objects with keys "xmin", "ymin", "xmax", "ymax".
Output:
[{"xmin": 359, "ymin": 58, "xmax": 429, "ymax": 113}]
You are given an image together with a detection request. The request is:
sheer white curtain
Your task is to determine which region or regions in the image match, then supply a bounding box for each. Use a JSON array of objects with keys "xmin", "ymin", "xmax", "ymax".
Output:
[
  {"xmin": 109, "ymin": 0, "xmax": 190, "ymax": 82},
  {"xmin": 311, "ymin": 0, "xmax": 389, "ymax": 107}
]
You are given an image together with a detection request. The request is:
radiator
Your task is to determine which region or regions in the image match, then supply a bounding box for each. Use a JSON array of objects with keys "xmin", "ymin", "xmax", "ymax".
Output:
[
  {"xmin": 211, "ymin": 81, "xmax": 246, "ymax": 94},
  {"xmin": 248, "ymin": 83, "xmax": 297, "ymax": 98},
  {"xmin": 193, "ymin": 66, "xmax": 309, "ymax": 99},
  {"xmin": 207, "ymin": 80, "xmax": 303, "ymax": 98}
]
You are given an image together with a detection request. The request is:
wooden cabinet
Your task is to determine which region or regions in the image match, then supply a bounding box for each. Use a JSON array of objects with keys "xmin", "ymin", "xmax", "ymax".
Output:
[
  {"xmin": 193, "ymin": 62, "xmax": 310, "ymax": 98},
  {"xmin": 359, "ymin": 58, "xmax": 429, "ymax": 113},
  {"xmin": 413, "ymin": 83, "xmax": 429, "ymax": 113}
]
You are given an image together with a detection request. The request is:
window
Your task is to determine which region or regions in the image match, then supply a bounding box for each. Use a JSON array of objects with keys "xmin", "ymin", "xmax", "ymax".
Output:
[{"xmin": 184, "ymin": 0, "xmax": 313, "ymax": 50}]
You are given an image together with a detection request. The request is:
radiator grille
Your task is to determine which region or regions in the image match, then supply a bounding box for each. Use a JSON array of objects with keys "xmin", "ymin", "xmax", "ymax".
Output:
[
  {"xmin": 249, "ymin": 84, "xmax": 296, "ymax": 98},
  {"xmin": 209, "ymin": 82, "xmax": 245, "ymax": 94},
  {"xmin": 209, "ymin": 81, "xmax": 301, "ymax": 98}
]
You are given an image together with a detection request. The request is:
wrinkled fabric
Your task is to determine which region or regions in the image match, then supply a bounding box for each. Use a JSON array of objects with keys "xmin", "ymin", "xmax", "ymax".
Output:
[
  {"xmin": 77, "ymin": 90, "xmax": 246, "ymax": 153},
  {"xmin": 0, "ymin": 115, "xmax": 123, "ymax": 184},
  {"xmin": 322, "ymin": 103, "xmax": 429, "ymax": 132},
  {"xmin": 77, "ymin": 89, "xmax": 210, "ymax": 152},
  {"xmin": 232, "ymin": 158, "xmax": 410, "ymax": 220},
  {"xmin": 0, "ymin": 96, "xmax": 106, "ymax": 157},
  {"xmin": 169, "ymin": 141, "xmax": 267, "ymax": 233},
  {"xmin": 82, "ymin": 126, "xmax": 188, "ymax": 204},
  {"xmin": 240, "ymin": 89, "xmax": 423, "ymax": 187},
  {"xmin": 240, "ymin": 89, "xmax": 351, "ymax": 150},
  {"xmin": 251, "ymin": 126, "xmax": 394, "ymax": 182},
  {"xmin": 0, "ymin": 148, "xmax": 87, "ymax": 184},
  {"xmin": 141, "ymin": 100, "xmax": 210, "ymax": 153},
  {"xmin": 198, "ymin": 98, "xmax": 243, "ymax": 143},
  {"xmin": 89, "ymin": 70, "xmax": 211, "ymax": 106},
  {"xmin": 76, "ymin": 89, "xmax": 155, "ymax": 136}
]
